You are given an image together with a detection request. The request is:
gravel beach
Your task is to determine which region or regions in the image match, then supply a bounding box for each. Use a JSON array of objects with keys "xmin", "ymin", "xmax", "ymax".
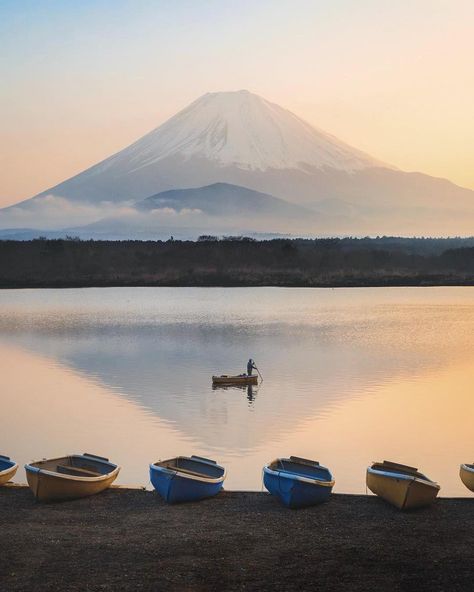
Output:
[{"xmin": 0, "ymin": 486, "xmax": 472, "ymax": 592}]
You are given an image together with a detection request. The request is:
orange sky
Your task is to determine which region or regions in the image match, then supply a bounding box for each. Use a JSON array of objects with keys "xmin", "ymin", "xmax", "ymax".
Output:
[{"xmin": 1, "ymin": 1, "xmax": 473, "ymax": 207}]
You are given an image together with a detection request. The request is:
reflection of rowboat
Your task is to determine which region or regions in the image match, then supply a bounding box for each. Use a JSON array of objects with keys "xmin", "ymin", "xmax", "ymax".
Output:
[
  {"xmin": 367, "ymin": 460, "xmax": 440, "ymax": 510},
  {"xmin": 0, "ymin": 455, "xmax": 18, "ymax": 486},
  {"xmin": 263, "ymin": 456, "xmax": 334, "ymax": 509},
  {"xmin": 25, "ymin": 453, "xmax": 120, "ymax": 503},
  {"xmin": 212, "ymin": 374, "xmax": 258, "ymax": 385},
  {"xmin": 212, "ymin": 383, "xmax": 248, "ymax": 391},
  {"xmin": 150, "ymin": 455, "xmax": 226, "ymax": 503},
  {"xmin": 460, "ymin": 463, "xmax": 474, "ymax": 492}
]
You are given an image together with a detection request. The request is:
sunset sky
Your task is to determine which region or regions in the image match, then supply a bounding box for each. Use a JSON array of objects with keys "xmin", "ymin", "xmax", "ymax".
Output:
[{"xmin": 1, "ymin": 0, "xmax": 473, "ymax": 207}]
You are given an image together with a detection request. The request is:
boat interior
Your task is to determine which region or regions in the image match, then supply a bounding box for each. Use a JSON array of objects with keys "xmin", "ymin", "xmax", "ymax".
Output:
[
  {"xmin": 371, "ymin": 460, "xmax": 432, "ymax": 482},
  {"xmin": 155, "ymin": 456, "xmax": 224, "ymax": 478},
  {"xmin": 462, "ymin": 463, "xmax": 474, "ymax": 471},
  {"xmin": 268, "ymin": 457, "xmax": 333, "ymax": 482},
  {"xmin": 0, "ymin": 455, "xmax": 15, "ymax": 472},
  {"xmin": 29, "ymin": 454, "xmax": 115, "ymax": 477}
]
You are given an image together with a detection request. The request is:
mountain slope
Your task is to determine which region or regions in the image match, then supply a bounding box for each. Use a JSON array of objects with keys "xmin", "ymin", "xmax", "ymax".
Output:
[
  {"xmin": 116, "ymin": 89, "xmax": 384, "ymax": 173},
  {"xmin": 8, "ymin": 90, "xmax": 387, "ymax": 208},
  {"xmin": 2, "ymin": 90, "xmax": 473, "ymax": 235},
  {"xmin": 138, "ymin": 182, "xmax": 314, "ymax": 218},
  {"xmin": 57, "ymin": 183, "xmax": 320, "ymax": 240}
]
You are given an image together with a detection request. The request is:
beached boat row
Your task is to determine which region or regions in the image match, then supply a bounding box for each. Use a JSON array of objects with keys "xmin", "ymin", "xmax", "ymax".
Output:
[{"xmin": 1, "ymin": 453, "xmax": 473, "ymax": 508}]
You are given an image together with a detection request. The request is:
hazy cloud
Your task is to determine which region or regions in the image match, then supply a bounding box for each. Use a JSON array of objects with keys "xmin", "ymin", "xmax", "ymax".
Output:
[
  {"xmin": 149, "ymin": 207, "xmax": 203, "ymax": 216},
  {"xmin": 0, "ymin": 195, "xmax": 203, "ymax": 230}
]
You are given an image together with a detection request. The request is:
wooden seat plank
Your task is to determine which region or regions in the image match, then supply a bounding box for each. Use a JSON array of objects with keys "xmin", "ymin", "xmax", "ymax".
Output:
[{"xmin": 56, "ymin": 464, "xmax": 100, "ymax": 477}]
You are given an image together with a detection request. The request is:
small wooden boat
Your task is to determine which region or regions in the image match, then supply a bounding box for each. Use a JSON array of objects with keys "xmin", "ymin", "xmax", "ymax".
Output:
[
  {"xmin": 460, "ymin": 463, "xmax": 474, "ymax": 492},
  {"xmin": 366, "ymin": 460, "xmax": 440, "ymax": 510},
  {"xmin": 263, "ymin": 456, "xmax": 334, "ymax": 509},
  {"xmin": 212, "ymin": 374, "xmax": 258, "ymax": 386},
  {"xmin": 0, "ymin": 455, "xmax": 18, "ymax": 486},
  {"xmin": 150, "ymin": 455, "xmax": 226, "ymax": 503},
  {"xmin": 25, "ymin": 453, "xmax": 120, "ymax": 503}
]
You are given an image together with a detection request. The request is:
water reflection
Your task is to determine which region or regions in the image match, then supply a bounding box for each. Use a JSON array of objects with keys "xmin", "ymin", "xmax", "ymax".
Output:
[
  {"xmin": 1, "ymin": 324, "xmax": 445, "ymax": 452},
  {"xmin": 2, "ymin": 344, "xmax": 197, "ymax": 488},
  {"xmin": 247, "ymin": 385, "xmax": 256, "ymax": 405},
  {"xmin": 212, "ymin": 383, "xmax": 258, "ymax": 406},
  {"xmin": 1, "ymin": 287, "xmax": 474, "ymax": 494}
]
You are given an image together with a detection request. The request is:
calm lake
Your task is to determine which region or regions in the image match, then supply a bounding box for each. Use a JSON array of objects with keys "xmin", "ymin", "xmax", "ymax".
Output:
[{"xmin": 2, "ymin": 287, "xmax": 474, "ymax": 496}]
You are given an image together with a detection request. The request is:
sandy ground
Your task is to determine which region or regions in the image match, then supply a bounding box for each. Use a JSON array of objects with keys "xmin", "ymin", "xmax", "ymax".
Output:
[{"xmin": 0, "ymin": 486, "xmax": 472, "ymax": 592}]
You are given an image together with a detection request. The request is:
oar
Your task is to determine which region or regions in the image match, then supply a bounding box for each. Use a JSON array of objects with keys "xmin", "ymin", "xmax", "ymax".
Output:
[{"xmin": 255, "ymin": 365, "xmax": 263, "ymax": 382}]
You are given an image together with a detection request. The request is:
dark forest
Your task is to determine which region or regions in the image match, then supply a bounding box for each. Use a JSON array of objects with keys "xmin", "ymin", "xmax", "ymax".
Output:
[{"xmin": 1, "ymin": 236, "xmax": 474, "ymax": 288}]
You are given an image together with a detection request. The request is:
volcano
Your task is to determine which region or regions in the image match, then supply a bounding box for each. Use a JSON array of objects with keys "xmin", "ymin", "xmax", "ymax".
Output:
[{"xmin": 2, "ymin": 90, "xmax": 473, "ymax": 235}]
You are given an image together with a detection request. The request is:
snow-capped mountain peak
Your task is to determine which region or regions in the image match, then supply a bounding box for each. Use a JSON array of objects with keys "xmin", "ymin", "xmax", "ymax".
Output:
[
  {"xmin": 110, "ymin": 90, "xmax": 385, "ymax": 174},
  {"xmin": 2, "ymin": 89, "xmax": 473, "ymax": 236}
]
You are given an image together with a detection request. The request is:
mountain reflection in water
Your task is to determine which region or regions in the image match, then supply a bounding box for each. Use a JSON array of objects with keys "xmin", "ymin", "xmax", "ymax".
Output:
[{"xmin": 2, "ymin": 287, "xmax": 474, "ymax": 495}]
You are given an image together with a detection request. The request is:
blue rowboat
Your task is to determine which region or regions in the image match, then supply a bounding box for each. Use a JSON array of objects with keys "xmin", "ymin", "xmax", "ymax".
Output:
[
  {"xmin": 150, "ymin": 455, "xmax": 226, "ymax": 503},
  {"xmin": 0, "ymin": 455, "xmax": 18, "ymax": 486},
  {"xmin": 263, "ymin": 456, "xmax": 334, "ymax": 508}
]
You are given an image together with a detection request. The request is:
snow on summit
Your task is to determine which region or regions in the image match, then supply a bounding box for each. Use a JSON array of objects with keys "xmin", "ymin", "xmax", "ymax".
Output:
[
  {"xmin": 4, "ymin": 89, "xmax": 474, "ymax": 235},
  {"xmin": 118, "ymin": 90, "xmax": 384, "ymax": 173},
  {"xmin": 6, "ymin": 89, "xmax": 411, "ymax": 216}
]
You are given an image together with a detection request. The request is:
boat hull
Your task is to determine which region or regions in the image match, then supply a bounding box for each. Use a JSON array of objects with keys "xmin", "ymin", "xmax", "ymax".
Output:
[
  {"xmin": 263, "ymin": 457, "xmax": 334, "ymax": 509},
  {"xmin": 264, "ymin": 471, "xmax": 332, "ymax": 508},
  {"xmin": 150, "ymin": 456, "xmax": 225, "ymax": 504},
  {"xmin": 0, "ymin": 456, "xmax": 18, "ymax": 486},
  {"xmin": 460, "ymin": 464, "xmax": 474, "ymax": 492},
  {"xmin": 25, "ymin": 454, "xmax": 120, "ymax": 503},
  {"xmin": 212, "ymin": 375, "xmax": 258, "ymax": 385},
  {"xmin": 367, "ymin": 462, "xmax": 440, "ymax": 510}
]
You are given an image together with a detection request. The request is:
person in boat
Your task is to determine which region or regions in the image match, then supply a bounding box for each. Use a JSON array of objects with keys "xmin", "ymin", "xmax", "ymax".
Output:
[{"xmin": 247, "ymin": 358, "xmax": 257, "ymax": 376}]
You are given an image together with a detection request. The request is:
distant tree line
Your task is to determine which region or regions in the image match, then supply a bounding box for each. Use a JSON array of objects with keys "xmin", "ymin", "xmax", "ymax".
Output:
[{"xmin": 0, "ymin": 237, "xmax": 474, "ymax": 288}]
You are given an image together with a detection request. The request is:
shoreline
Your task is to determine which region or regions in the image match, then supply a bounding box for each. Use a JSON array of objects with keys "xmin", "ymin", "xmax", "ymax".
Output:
[
  {"xmin": 3, "ymin": 482, "xmax": 473, "ymax": 498},
  {"xmin": 1, "ymin": 277, "xmax": 474, "ymax": 289},
  {"xmin": 1, "ymin": 487, "xmax": 472, "ymax": 591}
]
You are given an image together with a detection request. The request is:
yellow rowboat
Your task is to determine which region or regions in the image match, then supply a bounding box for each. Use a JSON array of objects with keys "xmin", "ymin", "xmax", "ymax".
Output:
[
  {"xmin": 460, "ymin": 463, "xmax": 474, "ymax": 492},
  {"xmin": 366, "ymin": 460, "xmax": 440, "ymax": 510},
  {"xmin": 25, "ymin": 453, "xmax": 120, "ymax": 503},
  {"xmin": 212, "ymin": 374, "xmax": 258, "ymax": 386},
  {"xmin": 0, "ymin": 455, "xmax": 18, "ymax": 486}
]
